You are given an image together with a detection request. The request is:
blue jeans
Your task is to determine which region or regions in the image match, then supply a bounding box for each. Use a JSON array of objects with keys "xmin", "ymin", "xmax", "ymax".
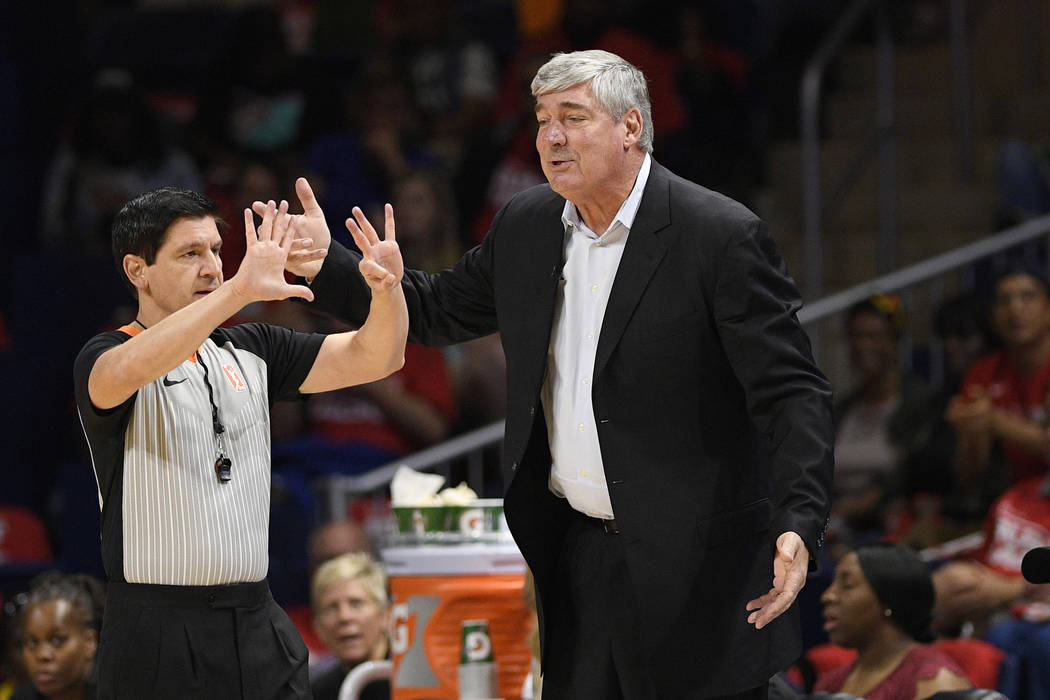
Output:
[{"xmin": 985, "ymin": 617, "xmax": 1050, "ymax": 700}]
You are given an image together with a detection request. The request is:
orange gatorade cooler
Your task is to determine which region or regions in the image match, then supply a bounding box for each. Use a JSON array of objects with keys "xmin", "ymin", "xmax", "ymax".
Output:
[{"xmin": 383, "ymin": 541, "xmax": 533, "ymax": 699}]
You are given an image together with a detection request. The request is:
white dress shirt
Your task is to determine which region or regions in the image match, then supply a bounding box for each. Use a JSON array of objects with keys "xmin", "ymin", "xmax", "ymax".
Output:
[{"xmin": 542, "ymin": 154, "xmax": 652, "ymax": 518}]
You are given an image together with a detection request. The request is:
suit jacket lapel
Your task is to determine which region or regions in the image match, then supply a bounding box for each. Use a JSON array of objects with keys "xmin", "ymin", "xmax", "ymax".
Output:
[
  {"xmin": 593, "ymin": 163, "xmax": 671, "ymax": 378},
  {"xmin": 526, "ymin": 193, "xmax": 571, "ymax": 375}
]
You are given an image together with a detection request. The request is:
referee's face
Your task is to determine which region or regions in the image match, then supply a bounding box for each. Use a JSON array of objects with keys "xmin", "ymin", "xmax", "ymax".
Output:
[{"xmin": 142, "ymin": 216, "xmax": 224, "ymax": 318}]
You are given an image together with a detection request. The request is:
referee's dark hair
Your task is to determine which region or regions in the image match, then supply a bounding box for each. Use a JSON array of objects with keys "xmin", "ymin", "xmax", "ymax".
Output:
[{"xmin": 111, "ymin": 187, "xmax": 223, "ymax": 295}]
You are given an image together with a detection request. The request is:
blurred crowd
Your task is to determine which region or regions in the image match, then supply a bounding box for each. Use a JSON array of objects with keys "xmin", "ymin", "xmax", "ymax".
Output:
[{"xmin": 2, "ymin": 0, "xmax": 1050, "ymax": 698}]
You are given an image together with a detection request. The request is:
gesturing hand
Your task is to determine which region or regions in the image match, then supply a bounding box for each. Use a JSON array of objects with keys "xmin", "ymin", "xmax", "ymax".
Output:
[
  {"xmin": 231, "ymin": 200, "xmax": 315, "ymax": 303},
  {"xmin": 254, "ymin": 178, "xmax": 330, "ymax": 280},
  {"xmin": 346, "ymin": 204, "xmax": 403, "ymax": 294},
  {"xmin": 745, "ymin": 532, "xmax": 810, "ymax": 629}
]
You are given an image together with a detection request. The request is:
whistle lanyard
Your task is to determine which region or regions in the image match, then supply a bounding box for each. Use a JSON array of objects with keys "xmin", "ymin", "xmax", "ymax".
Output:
[{"xmin": 135, "ymin": 319, "xmax": 232, "ymax": 483}]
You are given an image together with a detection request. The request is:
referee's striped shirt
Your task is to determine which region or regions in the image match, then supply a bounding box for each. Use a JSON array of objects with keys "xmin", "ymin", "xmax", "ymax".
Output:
[{"xmin": 74, "ymin": 322, "xmax": 324, "ymax": 585}]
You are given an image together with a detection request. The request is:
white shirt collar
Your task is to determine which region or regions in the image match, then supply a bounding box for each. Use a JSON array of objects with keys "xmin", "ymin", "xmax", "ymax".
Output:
[{"xmin": 561, "ymin": 153, "xmax": 652, "ymax": 236}]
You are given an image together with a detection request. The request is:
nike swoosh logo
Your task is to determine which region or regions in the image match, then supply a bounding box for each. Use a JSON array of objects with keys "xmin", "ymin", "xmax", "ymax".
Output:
[{"xmin": 163, "ymin": 376, "xmax": 187, "ymax": 387}]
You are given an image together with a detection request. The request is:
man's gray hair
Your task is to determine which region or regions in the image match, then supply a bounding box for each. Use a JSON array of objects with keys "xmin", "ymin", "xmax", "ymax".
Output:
[{"xmin": 531, "ymin": 49, "xmax": 654, "ymax": 154}]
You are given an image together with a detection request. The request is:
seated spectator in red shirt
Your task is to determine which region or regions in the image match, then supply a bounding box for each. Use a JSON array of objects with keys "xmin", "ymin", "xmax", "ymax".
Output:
[
  {"xmin": 948, "ymin": 264, "xmax": 1050, "ymax": 487},
  {"xmin": 816, "ymin": 544, "xmax": 971, "ymax": 700},
  {"xmin": 933, "ymin": 471, "xmax": 1050, "ymax": 698},
  {"xmin": 304, "ymin": 335, "xmax": 456, "ymax": 468},
  {"xmin": 303, "ymin": 170, "xmax": 459, "ymax": 470}
]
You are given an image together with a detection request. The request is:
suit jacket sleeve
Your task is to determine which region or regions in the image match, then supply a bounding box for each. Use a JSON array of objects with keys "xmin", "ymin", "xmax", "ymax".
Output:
[
  {"xmin": 712, "ymin": 217, "xmax": 834, "ymax": 562},
  {"xmin": 306, "ymin": 207, "xmax": 504, "ymax": 346}
]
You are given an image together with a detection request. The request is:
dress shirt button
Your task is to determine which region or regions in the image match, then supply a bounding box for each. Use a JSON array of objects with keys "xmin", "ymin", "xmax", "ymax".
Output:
[
  {"xmin": 582, "ymin": 377, "xmax": 590, "ymax": 385},
  {"xmin": 207, "ymin": 594, "xmax": 216, "ymax": 604},
  {"xmin": 581, "ymin": 470, "xmax": 588, "ymax": 477},
  {"xmin": 529, "ymin": 405, "xmax": 535, "ymax": 416},
  {"xmin": 591, "ymin": 284, "xmax": 598, "ymax": 292},
  {"xmin": 587, "ymin": 331, "xmax": 594, "ymax": 339},
  {"xmin": 578, "ymin": 423, "xmax": 585, "ymax": 431}
]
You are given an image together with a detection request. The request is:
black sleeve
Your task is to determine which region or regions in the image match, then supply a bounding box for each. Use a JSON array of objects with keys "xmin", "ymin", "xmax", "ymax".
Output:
[
  {"xmin": 308, "ymin": 203, "xmax": 504, "ymax": 346},
  {"xmin": 73, "ymin": 330, "xmax": 137, "ymax": 432},
  {"xmin": 214, "ymin": 323, "xmax": 326, "ymax": 402},
  {"xmin": 712, "ymin": 218, "xmax": 835, "ymax": 561}
]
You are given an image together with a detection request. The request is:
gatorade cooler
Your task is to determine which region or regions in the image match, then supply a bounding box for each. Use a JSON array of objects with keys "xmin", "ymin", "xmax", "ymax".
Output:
[{"xmin": 382, "ymin": 540, "xmax": 533, "ymax": 699}]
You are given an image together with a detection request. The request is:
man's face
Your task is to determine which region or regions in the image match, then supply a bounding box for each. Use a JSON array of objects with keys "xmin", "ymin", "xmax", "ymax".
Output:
[
  {"xmin": 139, "ymin": 216, "xmax": 223, "ymax": 316},
  {"xmin": 313, "ymin": 578, "xmax": 388, "ymax": 668},
  {"xmin": 992, "ymin": 274, "xmax": 1050, "ymax": 348},
  {"xmin": 534, "ymin": 83, "xmax": 631, "ymax": 204}
]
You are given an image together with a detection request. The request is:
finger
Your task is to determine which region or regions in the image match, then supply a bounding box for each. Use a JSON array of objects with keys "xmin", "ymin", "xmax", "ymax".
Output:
[
  {"xmin": 242, "ymin": 208, "xmax": 257, "ymax": 248},
  {"xmin": 346, "ymin": 216, "xmax": 372, "ymax": 258},
  {"xmin": 746, "ymin": 589, "xmax": 777, "ymax": 612},
  {"xmin": 258, "ymin": 200, "xmax": 276, "ymax": 242},
  {"xmin": 282, "ymin": 283, "xmax": 315, "ymax": 303},
  {"xmin": 359, "ymin": 258, "xmax": 388, "ymax": 280},
  {"xmin": 274, "ymin": 199, "xmax": 291, "ymax": 246},
  {"xmin": 291, "ymin": 236, "xmax": 315, "ymax": 249},
  {"xmin": 351, "ymin": 206, "xmax": 381, "ymax": 248},
  {"xmin": 288, "ymin": 248, "xmax": 327, "ymax": 264},
  {"xmin": 384, "ymin": 203, "xmax": 396, "ymax": 242},
  {"xmin": 752, "ymin": 590, "xmax": 796, "ymax": 629},
  {"xmin": 251, "ymin": 200, "xmax": 268, "ymax": 217},
  {"xmin": 296, "ymin": 177, "xmax": 322, "ymax": 215}
]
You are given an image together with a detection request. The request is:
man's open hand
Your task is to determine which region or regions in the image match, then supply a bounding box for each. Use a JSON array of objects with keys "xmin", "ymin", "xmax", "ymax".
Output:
[
  {"xmin": 745, "ymin": 532, "xmax": 809, "ymax": 630},
  {"xmin": 231, "ymin": 200, "xmax": 314, "ymax": 303},
  {"xmin": 255, "ymin": 177, "xmax": 330, "ymax": 280},
  {"xmin": 346, "ymin": 203, "xmax": 403, "ymax": 293}
]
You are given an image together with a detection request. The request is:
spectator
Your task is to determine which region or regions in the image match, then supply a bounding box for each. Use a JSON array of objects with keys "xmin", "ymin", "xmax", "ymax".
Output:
[
  {"xmin": 832, "ymin": 295, "xmax": 935, "ymax": 548},
  {"xmin": 900, "ymin": 292, "xmax": 1000, "ymax": 548},
  {"xmin": 815, "ymin": 544, "xmax": 972, "ymax": 699},
  {"xmin": 932, "ymin": 471, "xmax": 1050, "ymax": 699},
  {"xmin": 381, "ymin": 0, "xmax": 499, "ymax": 171},
  {"xmin": 309, "ymin": 553, "xmax": 390, "ymax": 700},
  {"xmin": 39, "ymin": 69, "xmax": 201, "ymax": 256},
  {"xmin": 947, "ymin": 264, "xmax": 1050, "ymax": 488},
  {"xmin": 301, "ymin": 57, "xmax": 435, "ymax": 247},
  {"xmin": 10, "ymin": 571, "xmax": 104, "ymax": 700},
  {"xmin": 308, "ymin": 519, "xmax": 376, "ymax": 575},
  {"xmin": 194, "ymin": 6, "xmax": 305, "ymax": 158},
  {"xmin": 300, "ymin": 170, "xmax": 459, "ymax": 472},
  {"xmin": 469, "ymin": 40, "xmax": 553, "ymax": 247}
]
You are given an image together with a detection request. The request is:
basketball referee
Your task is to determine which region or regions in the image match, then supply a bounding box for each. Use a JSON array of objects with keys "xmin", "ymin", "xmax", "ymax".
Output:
[{"xmin": 74, "ymin": 188, "xmax": 407, "ymax": 699}]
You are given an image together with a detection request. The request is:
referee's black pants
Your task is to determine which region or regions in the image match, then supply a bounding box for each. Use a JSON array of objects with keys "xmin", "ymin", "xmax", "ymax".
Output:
[
  {"xmin": 541, "ymin": 511, "xmax": 769, "ymax": 700},
  {"xmin": 98, "ymin": 579, "xmax": 311, "ymax": 700}
]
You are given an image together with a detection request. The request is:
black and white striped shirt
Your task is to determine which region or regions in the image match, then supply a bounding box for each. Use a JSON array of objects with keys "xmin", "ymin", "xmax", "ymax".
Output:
[{"xmin": 74, "ymin": 322, "xmax": 324, "ymax": 585}]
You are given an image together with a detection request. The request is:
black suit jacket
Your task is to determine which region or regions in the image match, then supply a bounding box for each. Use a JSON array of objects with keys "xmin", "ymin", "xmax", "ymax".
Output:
[{"xmin": 308, "ymin": 161, "xmax": 834, "ymax": 697}]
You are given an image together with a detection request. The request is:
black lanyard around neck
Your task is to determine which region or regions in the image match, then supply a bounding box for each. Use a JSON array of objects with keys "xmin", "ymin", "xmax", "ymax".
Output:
[{"xmin": 136, "ymin": 319, "xmax": 232, "ymax": 483}]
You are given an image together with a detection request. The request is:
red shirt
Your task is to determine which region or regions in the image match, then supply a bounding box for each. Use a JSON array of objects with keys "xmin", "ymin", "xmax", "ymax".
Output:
[
  {"xmin": 962, "ymin": 350, "xmax": 1050, "ymax": 483},
  {"xmin": 980, "ymin": 476, "xmax": 1050, "ymax": 576},
  {"xmin": 307, "ymin": 344, "xmax": 457, "ymax": 455}
]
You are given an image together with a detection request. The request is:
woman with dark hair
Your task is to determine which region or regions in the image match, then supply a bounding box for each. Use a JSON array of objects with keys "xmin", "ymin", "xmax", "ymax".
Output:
[
  {"xmin": 815, "ymin": 544, "xmax": 971, "ymax": 699},
  {"xmin": 12, "ymin": 571, "xmax": 104, "ymax": 700}
]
